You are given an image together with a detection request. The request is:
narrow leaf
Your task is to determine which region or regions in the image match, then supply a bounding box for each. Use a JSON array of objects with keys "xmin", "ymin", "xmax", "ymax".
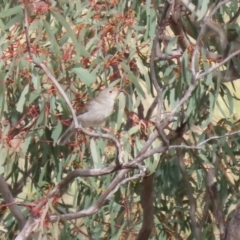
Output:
[
  {"xmin": 16, "ymin": 84, "xmax": 29, "ymax": 113},
  {"xmin": 71, "ymin": 67, "xmax": 96, "ymax": 86}
]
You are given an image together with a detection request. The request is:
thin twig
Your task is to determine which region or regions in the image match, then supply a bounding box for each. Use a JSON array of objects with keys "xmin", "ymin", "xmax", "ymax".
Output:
[
  {"xmin": 197, "ymin": 49, "xmax": 240, "ymax": 79},
  {"xmin": 105, "ymin": 172, "xmax": 145, "ymax": 199},
  {"xmin": 207, "ymin": 0, "xmax": 230, "ymax": 19},
  {"xmin": 191, "ymin": 24, "xmax": 207, "ymax": 78},
  {"xmin": 49, "ymin": 169, "xmax": 129, "ymax": 222},
  {"xmin": 228, "ymin": 7, "xmax": 240, "ymax": 24},
  {"xmin": 179, "ymin": 0, "xmax": 231, "ymax": 116},
  {"xmin": 149, "ymin": 2, "xmax": 174, "ymax": 147},
  {"xmin": 169, "ymin": 145, "xmax": 203, "ymax": 150},
  {"xmin": 197, "ymin": 129, "xmax": 240, "ymax": 147},
  {"xmin": 16, "ymin": 106, "xmax": 162, "ymax": 238},
  {"xmin": 150, "ymin": 26, "xmax": 164, "ymax": 135},
  {"xmin": 171, "ymin": 76, "xmax": 200, "ymax": 114},
  {"xmin": 145, "ymin": 98, "xmax": 158, "ymax": 121},
  {"xmin": 171, "ymin": 29, "xmax": 240, "ymax": 115},
  {"xmin": 49, "ymin": 130, "xmax": 162, "ymax": 221},
  {"xmin": 51, "ymin": 165, "xmax": 120, "ymax": 197},
  {"xmin": 180, "ymin": 0, "xmax": 229, "ymax": 19}
]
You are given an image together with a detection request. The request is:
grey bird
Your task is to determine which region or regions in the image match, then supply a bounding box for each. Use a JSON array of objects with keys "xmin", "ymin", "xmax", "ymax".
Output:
[{"xmin": 57, "ymin": 87, "xmax": 120, "ymax": 145}]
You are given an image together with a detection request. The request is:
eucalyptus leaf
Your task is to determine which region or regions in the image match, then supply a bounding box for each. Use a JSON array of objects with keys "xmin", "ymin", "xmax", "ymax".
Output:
[
  {"xmin": 71, "ymin": 67, "xmax": 96, "ymax": 86},
  {"xmin": 16, "ymin": 84, "xmax": 29, "ymax": 113}
]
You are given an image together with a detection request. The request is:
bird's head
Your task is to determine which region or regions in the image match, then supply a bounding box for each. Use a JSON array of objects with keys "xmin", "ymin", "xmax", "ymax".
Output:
[{"xmin": 98, "ymin": 87, "xmax": 122, "ymax": 103}]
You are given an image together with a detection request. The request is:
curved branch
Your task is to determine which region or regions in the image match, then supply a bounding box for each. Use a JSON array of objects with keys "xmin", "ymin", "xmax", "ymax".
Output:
[
  {"xmin": 149, "ymin": 2, "xmax": 175, "ymax": 147},
  {"xmin": 197, "ymin": 49, "xmax": 240, "ymax": 79},
  {"xmin": 0, "ymin": 175, "xmax": 26, "ymax": 230},
  {"xmin": 197, "ymin": 130, "xmax": 240, "ymax": 147},
  {"xmin": 50, "ymin": 169, "xmax": 129, "ymax": 221}
]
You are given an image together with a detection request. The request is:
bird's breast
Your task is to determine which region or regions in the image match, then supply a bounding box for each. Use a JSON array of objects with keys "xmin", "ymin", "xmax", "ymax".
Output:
[{"xmin": 77, "ymin": 101, "xmax": 114, "ymax": 127}]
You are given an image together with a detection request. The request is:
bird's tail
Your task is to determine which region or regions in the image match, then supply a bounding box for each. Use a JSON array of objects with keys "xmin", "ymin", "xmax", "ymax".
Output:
[{"xmin": 57, "ymin": 125, "xmax": 75, "ymax": 145}]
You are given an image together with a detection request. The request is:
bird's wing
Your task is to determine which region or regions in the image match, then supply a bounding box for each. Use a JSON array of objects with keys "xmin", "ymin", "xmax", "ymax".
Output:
[{"xmin": 75, "ymin": 102, "xmax": 90, "ymax": 115}]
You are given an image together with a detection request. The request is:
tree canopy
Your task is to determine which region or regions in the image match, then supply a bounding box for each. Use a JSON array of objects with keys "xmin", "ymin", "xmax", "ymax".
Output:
[{"xmin": 1, "ymin": 0, "xmax": 240, "ymax": 239}]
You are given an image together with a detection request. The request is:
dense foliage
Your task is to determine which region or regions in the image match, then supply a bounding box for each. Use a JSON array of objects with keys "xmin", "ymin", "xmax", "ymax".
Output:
[{"xmin": 0, "ymin": 0, "xmax": 240, "ymax": 239}]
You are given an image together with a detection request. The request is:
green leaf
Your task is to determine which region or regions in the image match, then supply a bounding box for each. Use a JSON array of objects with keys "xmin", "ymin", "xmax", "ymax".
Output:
[
  {"xmin": 43, "ymin": 20, "xmax": 61, "ymax": 55},
  {"xmin": 116, "ymin": 93, "xmax": 126, "ymax": 130},
  {"xmin": 0, "ymin": 6, "xmax": 22, "ymax": 18},
  {"xmin": 166, "ymin": 36, "xmax": 178, "ymax": 54},
  {"xmin": 16, "ymin": 84, "xmax": 29, "ymax": 113},
  {"xmin": 71, "ymin": 67, "xmax": 96, "ymax": 86},
  {"xmin": 51, "ymin": 120, "xmax": 62, "ymax": 143},
  {"xmin": 208, "ymin": 91, "xmax": 215, "ymax": 123},
  {"xmin": 26, "ymin": 89, "xmax": 42, "ymax": 106},
  {"xmin": 199, "ymin": 153, "xmax": 211, "ymax": 165},
  {"xmin": 145, "ymin": 157, "xmax": 158, "ymax": 174},
  {"xmin": 51, "ymin": 11, "xmax": 89, "ymax": 58},
  {"xmin": 120, "ymin": 62, "xmax": 145, "ymax": 97},
  {"xmin": 3, "ymin": 13, "xmax": 23, "ymax": 30},
  {"xmin": 197, "ymin": 0, "xmax": 210, "ymax": 21},
  {"xmin": 136, "ymin": 57, "xmax": 147, "ymax": 75},
  {"xmin": 127, "ymin": 125, "xmax": 140, "ymax": 136},
  {"xmin": 0, "ymin": 145, "xmax": 7, "ymax": 175},
  {"xmin": 216, "ymin": 100, "xmax": 228, "ymax": 118},
  {"xmin": 22, "ymin": 133, "xmax": 32, "ymax": 153},
  {"xmin": 221, "ymin": 84, "xmax": 234, "ymax": 115},
  {"xmin": 181, "ymin": 50, "xmax": 190, "ymax": 84},
  {"xmin": 90, "ymin": 139, "xmax": 101, "ymax": 168},
  {"xmin": 136, "ymin": 58, "xmax": 151, "ymax": 93}
]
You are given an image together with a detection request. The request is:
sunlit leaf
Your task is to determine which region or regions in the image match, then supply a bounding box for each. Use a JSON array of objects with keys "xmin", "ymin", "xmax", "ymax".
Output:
[
  {"xmin": 16, "ymin": 84, "xmax": 29, "ymax": 113},
  {"xmin": 90, "ymin": 139, "xmax": 101, "ymax": 168},
  {"xmin": 51, "ymin": 11, "xmax": 89, "ymax": 58},
  {"xmin": 0, "ymin": 5, "xmax": 22, "ymax": 18},
  {"xmin": 197, "ymin": 0, "xmax": 210, "ymax": 21},
  {"xmin": 71, "ymin": 67, "xmax": 96, "ymax": 86}
]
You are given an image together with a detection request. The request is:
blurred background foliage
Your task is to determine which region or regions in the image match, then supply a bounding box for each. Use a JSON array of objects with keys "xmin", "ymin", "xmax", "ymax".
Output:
[{"xmin": 0, "ymin": 0, "xmax": 240, "ymax": 239}]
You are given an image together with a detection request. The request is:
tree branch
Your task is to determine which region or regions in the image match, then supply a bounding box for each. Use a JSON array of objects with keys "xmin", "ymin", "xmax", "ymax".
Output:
[
  {"xmin": 197, "ymin": 129, "xmax": 240, "ymax": 147},
  {"xmin": 136, "ymin": 174, "xmax": 154, "ymax": 240},
  {"xmin": 149, "ymin": 2, "xmax": 173, "ymax": 147},
  {"xmin": 0, "ymin": 175, "xmax": 26, "ymax": 230},
  {"xmin": 197, "ymin": 49, "xmax": 240, "ymax": 79}
]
